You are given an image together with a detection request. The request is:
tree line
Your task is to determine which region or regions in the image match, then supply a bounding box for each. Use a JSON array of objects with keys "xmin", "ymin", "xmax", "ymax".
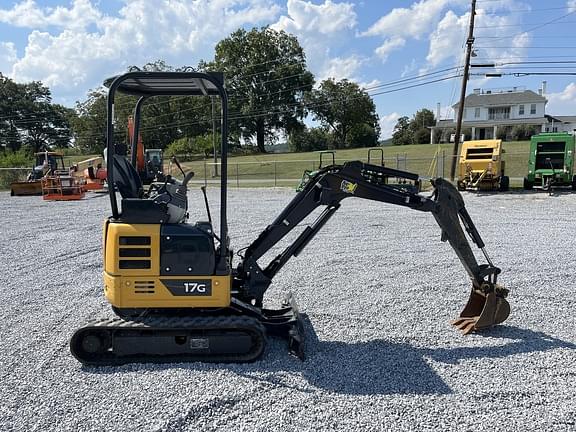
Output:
[
  {"xmin": 0, "ymin": 74, "xmax": 75, "ymax": 153},
  {"xmin": 391, "ymin": 108, "xmax": 436, "ymax": 146},
  {"xmin": 0, "ymin": 27, "xmax": 381, "ymax": 158}
]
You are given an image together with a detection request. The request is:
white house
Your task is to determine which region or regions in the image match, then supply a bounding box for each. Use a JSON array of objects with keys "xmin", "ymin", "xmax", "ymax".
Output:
[
  {"xmin": 544, "ymin": 115, "xmax": 576, "ymax": 134},
  {"xmin": 429, "ymin": 83, "xmax": 568, "ymax": 142}
]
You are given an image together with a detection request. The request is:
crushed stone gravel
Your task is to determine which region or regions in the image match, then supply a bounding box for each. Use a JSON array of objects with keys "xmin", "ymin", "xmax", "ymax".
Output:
[{"xmin": 0, "ymin": 188, "xmax": 575, "ymax": 432}]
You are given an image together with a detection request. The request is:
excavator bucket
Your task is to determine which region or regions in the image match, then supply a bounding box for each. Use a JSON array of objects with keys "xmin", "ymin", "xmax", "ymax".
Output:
[{"xmin": 451, "ymin": 286, "xmax": 510, "ymax": 334}]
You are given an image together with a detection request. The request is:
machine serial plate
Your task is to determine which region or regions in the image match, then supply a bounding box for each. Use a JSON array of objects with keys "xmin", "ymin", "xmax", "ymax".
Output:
[
  {"xmin": 190, "ymin": 338, "xmax": 210, "ymax": 350},
  {"xmin": 160, "ymin": 279, "xmax": 213, "ymax": 296}
]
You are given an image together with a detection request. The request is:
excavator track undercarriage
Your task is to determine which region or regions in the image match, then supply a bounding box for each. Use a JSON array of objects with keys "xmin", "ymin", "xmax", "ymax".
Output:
[
  {"xmin": 71, "ymin": 293, "xmax": 304, "ymax": 366},
  {"xmin": 71, "ymin": 315, "xmax": 267, "ymax": 365}
]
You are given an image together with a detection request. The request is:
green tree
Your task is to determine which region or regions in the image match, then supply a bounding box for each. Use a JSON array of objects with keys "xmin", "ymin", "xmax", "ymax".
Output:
[
  {"xmin": 288, "ymin": 127, "xmax": 330, "ymax": 152},
  {"xmin": 391, "ymin": 116, "xmax": 412, "ymax": 146},
  {"xmin": 208, "ymin": 27, "xmax": 314, "ymax": 153},
  {"xmin": 0, "ymin": 74, "xmax": 73, "ymax": 152},
  {"xmin": 72, "ymin": 88, "xmax": 108, "ymax": 154},
  {"xmin": 72, "ymin": 88, "xmax": 136, "ymax": 154},
  {"xmin": 72, "ymin": 61, "xmax": 213, "ymax": 154},
  {"xmin": 0, "ymin": 74, "xmax": 23, "ymax": 151},
  {"xmin": 165, "ymin": 133, "xmax": 220, "ymax": 157},
  {"xmin": 307, "ymin": 79, "xmax": 380, "ymax": 149},
  {"xmin": 511, "ymin": 124, "xmax": 538, "ymax": 141},
  {"xmin": 409, "ymin": 108, "xmax": 435, "ymax": 144}
]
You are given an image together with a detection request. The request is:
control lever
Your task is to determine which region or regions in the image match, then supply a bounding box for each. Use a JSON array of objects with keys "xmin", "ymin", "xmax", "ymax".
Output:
[{"xmin": 171, "ymin": 156, "xmax": 186, "ymax": 178}]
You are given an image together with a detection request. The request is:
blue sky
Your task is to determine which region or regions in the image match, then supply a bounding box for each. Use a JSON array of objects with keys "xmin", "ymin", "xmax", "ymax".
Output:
[{"xmin": 1, "ymin": 0, "xmax": 575, "ymax": 138}]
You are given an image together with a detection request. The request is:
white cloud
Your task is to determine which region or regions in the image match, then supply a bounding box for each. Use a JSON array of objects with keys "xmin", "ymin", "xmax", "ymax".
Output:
[
  {"xmin": 272, "ymin": 0, "xmax": 359, "ymax": 82},
  {"xmin": 379, "ymin": 112, "xmax": 401, "ymax": 139},
  {"xmin": 363, "ymin": 0, "xmax": 529, "ymax": 68},
  {"xmin": 0, "ymin": 0, "xmax": 102, "ymax": 31},
  {"xmin": 274, "ymin": 0, "xmax": 356, "ymax": 35},
  {"xmin": 358, "ymin": 79, "xmax": 381, "ymax": 90},
  {"xmin": 426, "ymin": 7, "xmax": 530, "ymax": 71},
  {"xmin": 426, "ymin": 11, "xmax": 466, "ymax": 68},
  {"xmin": 568, "ymin": 0, "xmax": 576, "ymax": 13},
  {"xmin": 363, "ymin": 0, "xmax": 466, "ymax": 40},
  {"xmin": 547, "ymin": 83, "xmax": 576, "ymax": 115},
  {"xmin": 0, "ymin": 42, "xmax": 17, "ymax": 74},
  {"xmin": 375, "ymin": 37, "xmax": 405, "ymax": 63},
  {"xmin": 401, "ymin": 59, "xmax": 418, "ymax": 77},
  {"xmin": 1, "ymin": 0, "xmax": 282, "ymax": 104},
  {"xmin": 322, "ymin": 55, "xmax": 365, "ymax": 82}
]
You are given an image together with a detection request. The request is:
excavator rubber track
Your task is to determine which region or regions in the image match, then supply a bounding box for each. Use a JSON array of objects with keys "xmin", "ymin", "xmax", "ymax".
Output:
[{"xmin": 70, "ymin": 315, "xmax": 266, "ymax": 366}]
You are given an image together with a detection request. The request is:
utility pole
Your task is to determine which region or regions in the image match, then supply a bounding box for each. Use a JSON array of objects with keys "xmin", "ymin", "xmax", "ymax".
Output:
[
  {"xmin": 211, "ymin": 96, "xmax": 218, "ymax": 177},
  {"xmin": 450, "ymin": 0, "xmax": 477, "ymax": 181}
]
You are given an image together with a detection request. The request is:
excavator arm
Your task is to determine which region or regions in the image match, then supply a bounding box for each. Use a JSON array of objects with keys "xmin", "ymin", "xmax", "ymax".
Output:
[{"xmin": 236, "ymin": 161, "xmax": 510, "ymax": 335}]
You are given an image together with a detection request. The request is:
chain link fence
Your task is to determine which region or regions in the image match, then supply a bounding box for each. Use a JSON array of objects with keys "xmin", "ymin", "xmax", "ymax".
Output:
[
  {"xmin": 175, "ymin": 150, "xmax": 531, "ymax": 188},
  {"xmin": 1, "ymin": 151, "xmax": 532, "ymax": 190}
]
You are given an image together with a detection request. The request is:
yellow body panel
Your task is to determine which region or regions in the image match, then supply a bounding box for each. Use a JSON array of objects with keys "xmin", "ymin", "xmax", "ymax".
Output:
[
  {"xmin": 103, "ymin": 221, "xmax": 231, "ymax": 308},
  {"xmin": 105, "ymin": 223, "xmax": 161, "ymax": 276},
  {"xmin": 458, "ymin": 139, "xmax": 503, "ymax": 180},
  {"xmin": 103, "ymin": 273, "xmax": 231, "ymax": 308}
]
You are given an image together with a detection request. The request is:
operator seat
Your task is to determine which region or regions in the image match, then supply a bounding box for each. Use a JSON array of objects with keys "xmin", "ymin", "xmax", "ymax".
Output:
[{"xmin": 113, "ymin": 154, "xmax": 142, "ymax": 199}]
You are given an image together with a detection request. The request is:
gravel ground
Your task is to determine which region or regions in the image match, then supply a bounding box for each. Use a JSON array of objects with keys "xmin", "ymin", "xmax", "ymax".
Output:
[{"xmin": 1, "ymin": 187, "xmax": 575, "ymax": 432}]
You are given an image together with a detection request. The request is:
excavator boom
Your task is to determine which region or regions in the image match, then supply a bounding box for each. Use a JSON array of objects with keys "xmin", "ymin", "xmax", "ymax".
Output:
[{"xmin": 236, "ymin": 161, "xmax": 510, "ymax": 334}]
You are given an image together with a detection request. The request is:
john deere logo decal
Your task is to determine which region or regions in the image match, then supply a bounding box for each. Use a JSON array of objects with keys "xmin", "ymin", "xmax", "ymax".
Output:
[{"xmin": 340, "ymin": 180, "xmax": 358, "ymax": 194}]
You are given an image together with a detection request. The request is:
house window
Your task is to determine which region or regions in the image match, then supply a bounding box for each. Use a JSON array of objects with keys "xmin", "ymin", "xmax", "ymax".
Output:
[
  {"xmin": 530, "ymin": 104, "xmax": 536, "ymax": 115},
  {"xmin": 519, "ymin": 105, "xmax": 525, "ymax": 115},
  {"xmin": 474, "ymin": 108, "xmax": 480, "ymax": 118},
  {"xmin": 488, "ymin": 107, "xmax": 510, "ymax": 120},
  {"xmin": 463, "ymin": 108, "xmax": 467, "ymax": 119}
]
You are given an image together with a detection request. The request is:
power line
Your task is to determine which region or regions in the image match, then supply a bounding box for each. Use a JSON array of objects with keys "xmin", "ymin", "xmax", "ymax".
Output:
[
  {"xmin": 475, "ymin": 20, "xmax": 576, "ymax": 28},
  {"xmin": 0, "ymin": 66, "xmax": 461, "ymax": 127},
  {"xmin": 18, "ymin": 74, "xmax": 461, "ymax": 142},
  {"xmin": 476, "ymin": 46, "xmax": 576, "ymax": 48},
  {"xmin": 477, "ymin": 36, "xmax": 576, "ymax": 39},
  {"xmin": 474, "ymin": 55, "xmax": 576, "ymax": 59},
  {"xmin": 481, "ymin": 9, "xmax": 576, "ymax": 42},
  {"xmin": 498, "ymin": 6, "xmax": 574, "ymax": 13}
]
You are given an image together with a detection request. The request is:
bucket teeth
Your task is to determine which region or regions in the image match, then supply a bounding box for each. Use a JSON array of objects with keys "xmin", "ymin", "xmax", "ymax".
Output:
[
  {"xmin": 451, "ymin": 287, "xmax": 511, "ymax": 334},
  {"xmin": 451, "ymin": 317, "xmax": 481, "ymax": 335}
]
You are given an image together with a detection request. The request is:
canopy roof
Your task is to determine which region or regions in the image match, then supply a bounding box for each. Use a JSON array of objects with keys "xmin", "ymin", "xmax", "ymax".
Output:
[{"xmin": 104, "ymin": 71, "xmax": 224, "ymax": 97}]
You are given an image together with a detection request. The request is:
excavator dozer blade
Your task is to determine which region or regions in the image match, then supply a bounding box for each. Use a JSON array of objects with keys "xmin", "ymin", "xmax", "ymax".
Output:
[
  {"xmin": 451, "ymin": 288, "xmax": 511, "ymax": 335},
  {"xmin": 261, "ymin": 292, "xmax": 305, "ymax": 360}
]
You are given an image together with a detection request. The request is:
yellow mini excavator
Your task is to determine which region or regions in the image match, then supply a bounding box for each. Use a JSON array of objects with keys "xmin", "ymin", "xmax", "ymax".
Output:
[{"xmin": 70, "ymin": 71, "xmax": 511, "ymax": 365}]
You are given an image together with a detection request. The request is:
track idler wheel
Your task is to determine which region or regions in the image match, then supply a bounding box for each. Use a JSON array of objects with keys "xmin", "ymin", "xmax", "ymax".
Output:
[{"xmin": 451, "ymin": 283, "xmax": 510, "ymax": 334}]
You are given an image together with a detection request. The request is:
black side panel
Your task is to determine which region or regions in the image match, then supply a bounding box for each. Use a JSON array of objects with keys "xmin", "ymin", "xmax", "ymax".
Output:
[
  {"xmin": 160, "ymin": 224, "xmax": 215, "ymax": 275},
  {"xmin": 121, "ymin": 199, "xmax": 169, "ymax": 223}
]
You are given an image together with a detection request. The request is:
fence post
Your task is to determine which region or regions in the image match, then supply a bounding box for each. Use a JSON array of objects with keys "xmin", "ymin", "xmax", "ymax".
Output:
[
  {"xmin": 274, "ymin": 161, "xmax": 277, "ymax": 187},
  {"xmin": 236, "ymin": 163, "xmax": 239, "ymax": 188},
  {"xmin": 203, "ymin": 160, "xmax": 207, "ymax": 188},
  {"xmin": 442, "ymin": 150, "xmax": 446, "ymax": 178},
  {"xmin": 395, "ymin": 154, "xmax": 399, "ymax": 170}
]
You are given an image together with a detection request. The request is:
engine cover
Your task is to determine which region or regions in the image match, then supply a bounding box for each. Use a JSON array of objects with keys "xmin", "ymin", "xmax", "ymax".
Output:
[{"xmin": 160, "ymin": 223, "xmax": 215, "ymax": 276}]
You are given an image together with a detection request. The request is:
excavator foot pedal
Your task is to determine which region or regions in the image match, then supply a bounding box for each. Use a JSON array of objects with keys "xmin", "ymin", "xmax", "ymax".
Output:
[
  {"xmin": 451, "ymin": 287, "xmax": 510, "ymax": 335},
  {"xmin": 261, "ymin": 291, "xmax": 305, "ymax": 360}
]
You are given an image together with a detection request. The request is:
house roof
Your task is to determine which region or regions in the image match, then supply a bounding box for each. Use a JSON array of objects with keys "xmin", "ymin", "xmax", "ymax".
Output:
[
  {"xmin": 453, "ymin": 90, "xmax": 547, "ymax": 108},
  {"xmin": 546, "ymin": 115, "xmax": 576, "ymax": 123},
  {"xmin": 432, "ymin": 117, "xmax": 548, "ymax": 129}
]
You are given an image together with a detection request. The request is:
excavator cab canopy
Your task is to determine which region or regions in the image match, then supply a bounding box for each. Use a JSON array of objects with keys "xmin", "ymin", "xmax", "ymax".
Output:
[{"xmin": 104, "ymin": 71, "xmax": 230, "ymax": 270}]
